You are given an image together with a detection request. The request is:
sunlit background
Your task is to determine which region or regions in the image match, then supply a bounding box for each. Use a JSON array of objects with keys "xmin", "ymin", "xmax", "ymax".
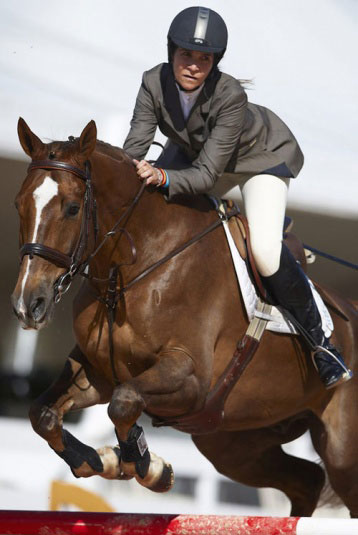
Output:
[{"xmin": 0, "ymin": 0, "xmax": 357, "ymax": 516}]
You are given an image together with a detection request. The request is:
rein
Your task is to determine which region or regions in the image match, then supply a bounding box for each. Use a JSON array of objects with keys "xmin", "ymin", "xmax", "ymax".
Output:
[{"xmin": 120, "ymin": 216, "xmax": 229, "ymax": 296}]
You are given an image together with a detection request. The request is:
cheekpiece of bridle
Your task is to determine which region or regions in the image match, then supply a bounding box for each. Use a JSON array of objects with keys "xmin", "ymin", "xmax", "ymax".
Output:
[{"xmin": 20, "ymin": 159, "xmax": 97, "ymax": 303}]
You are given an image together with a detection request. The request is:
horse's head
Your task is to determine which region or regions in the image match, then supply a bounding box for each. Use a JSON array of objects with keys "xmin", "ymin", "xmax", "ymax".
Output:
[{"xmin": 12, "ymin": 118, "xmax": 97, "ymax": 330}]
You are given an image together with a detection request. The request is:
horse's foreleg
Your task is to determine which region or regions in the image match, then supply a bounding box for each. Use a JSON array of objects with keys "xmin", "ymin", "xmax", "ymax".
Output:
[
  {"xmin": 108, "ymin": 350, "xmax": 196, "ymax": 492},
  {"xmin": 29, "ymin": 346, "xmax": 121, "ymax": 479}
]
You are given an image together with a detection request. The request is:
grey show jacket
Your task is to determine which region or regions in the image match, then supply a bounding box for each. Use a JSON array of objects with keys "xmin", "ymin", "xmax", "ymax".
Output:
[{"xmin": 123, "ymin": 63, "xmax": 304, "ymax": 198}]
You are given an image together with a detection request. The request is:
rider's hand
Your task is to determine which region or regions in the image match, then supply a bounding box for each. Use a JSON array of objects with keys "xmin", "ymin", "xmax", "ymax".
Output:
[{"xmin": 133, "ymin": 159, "xmax": 162, "ymax": 186}]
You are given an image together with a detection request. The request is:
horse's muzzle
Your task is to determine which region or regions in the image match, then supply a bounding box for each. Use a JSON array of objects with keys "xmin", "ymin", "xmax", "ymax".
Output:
[{"xmin": 11, "ymin": 287, "xmax": 54, "ymax": 330}]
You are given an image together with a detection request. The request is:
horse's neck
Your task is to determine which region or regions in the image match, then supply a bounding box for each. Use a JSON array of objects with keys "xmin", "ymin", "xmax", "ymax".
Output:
[
  {"xmin": 89, "ymin": 152, "xmax": 172, "ymax": 279},
  {"xmin": 89, "ymin": 152, "xmax": 215, "ymax": 283},
  {"xmin": 91, "ymin": 151, "xmax": 142, "ymax": 224}
]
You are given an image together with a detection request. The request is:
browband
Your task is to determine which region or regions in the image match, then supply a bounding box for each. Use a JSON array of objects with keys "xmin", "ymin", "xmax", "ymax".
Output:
[{"xmin": 28, "ymin": 160, "xmax": 88, "ymax": 181}]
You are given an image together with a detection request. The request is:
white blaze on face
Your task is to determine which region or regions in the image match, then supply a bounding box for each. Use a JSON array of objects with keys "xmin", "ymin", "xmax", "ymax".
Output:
[{"xmin": 18, "ymin": 176, "xmax": 59, "ymax": 313}]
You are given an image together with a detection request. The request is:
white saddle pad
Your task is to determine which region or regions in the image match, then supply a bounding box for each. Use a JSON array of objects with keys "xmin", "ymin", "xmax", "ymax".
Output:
[{"xmin": 222, "ymin": 220, "xmax": 333, "ymax": 338}]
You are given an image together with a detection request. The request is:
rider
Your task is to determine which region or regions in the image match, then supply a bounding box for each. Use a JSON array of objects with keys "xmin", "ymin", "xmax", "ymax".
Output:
[{"xmin": 123, "ymin": 6, "xmax": 352, "ymax": 389}]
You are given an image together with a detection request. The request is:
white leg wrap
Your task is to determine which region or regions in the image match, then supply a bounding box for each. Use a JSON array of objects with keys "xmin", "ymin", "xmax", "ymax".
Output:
[
  {"xmin": 96, "ymin": 446, "xmax": 132, "ymax": 480},
  {"xmin": 120, "ymin": 452, "xmax": 174, "ymax": 491}
]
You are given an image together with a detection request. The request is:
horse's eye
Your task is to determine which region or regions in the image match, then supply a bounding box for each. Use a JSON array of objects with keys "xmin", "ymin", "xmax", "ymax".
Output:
[{"xmin": 65, "ymin": 203, "xmax": 80, "ymax": 217}]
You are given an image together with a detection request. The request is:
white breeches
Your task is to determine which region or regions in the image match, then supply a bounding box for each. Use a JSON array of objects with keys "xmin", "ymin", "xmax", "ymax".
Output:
[{"xmin": 209, "ymin": 173, "xmax": 290, "ymax": 277}]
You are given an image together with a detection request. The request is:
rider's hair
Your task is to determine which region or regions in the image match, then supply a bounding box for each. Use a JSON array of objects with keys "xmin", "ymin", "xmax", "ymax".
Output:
[{"xmin": 167, "ymin": 37, "xmax": 223, "ymax": 67}]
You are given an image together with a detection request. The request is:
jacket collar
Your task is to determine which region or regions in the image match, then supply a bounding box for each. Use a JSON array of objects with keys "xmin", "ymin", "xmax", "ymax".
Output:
[{"xmin": 160, "ymin": 63, "xmax": 221, "ymax": 134}]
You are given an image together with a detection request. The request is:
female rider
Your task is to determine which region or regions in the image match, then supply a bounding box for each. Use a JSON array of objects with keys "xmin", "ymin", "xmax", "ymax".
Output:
[{"xmin": 123, "ymin": 6, "xmax": 352, "ymax": 389}]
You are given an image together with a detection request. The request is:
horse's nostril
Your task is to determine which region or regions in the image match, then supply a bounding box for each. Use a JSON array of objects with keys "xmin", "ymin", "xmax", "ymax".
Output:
[{"xmin": 30, "ymin": 297, "xmax": 46, "ymax": 322}]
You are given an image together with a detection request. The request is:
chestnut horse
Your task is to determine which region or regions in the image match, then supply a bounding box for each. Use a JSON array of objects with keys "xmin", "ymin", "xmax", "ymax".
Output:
[{"xmin": 12, "ymin": 119, "xmax": 358, "ymax": 516}]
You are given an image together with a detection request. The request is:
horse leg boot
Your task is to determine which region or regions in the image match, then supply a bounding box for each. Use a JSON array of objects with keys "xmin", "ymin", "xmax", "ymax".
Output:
[
  {"xmin": 29, "ymin": 347, "xmax": 124, "ymax": 480},
  {"xmin": 107, "ymin": 351, "xmax": 196, "ymax": 492},
  {"xmin": 107, "ymin": 383, "xmax": 174, "ymax": 493},
  {"xmin": 262, "ymin": 244, "xmax": 353, "ymax": 389}
]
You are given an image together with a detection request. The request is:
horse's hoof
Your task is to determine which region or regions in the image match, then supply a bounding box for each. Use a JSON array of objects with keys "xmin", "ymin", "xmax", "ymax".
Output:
[
  {"xmin": 132, "ymin": 452, "xmax": 174, "ymax": 492},
  {"xmin": 149, "ymin": 461, "xmax": 174, "ymax": 493}
]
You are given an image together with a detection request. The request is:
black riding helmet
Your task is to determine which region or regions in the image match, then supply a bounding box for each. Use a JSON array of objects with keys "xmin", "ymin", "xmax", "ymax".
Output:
[{"xmin": 167, "ymin": 6, "xmax": 228, "ymax": 64}]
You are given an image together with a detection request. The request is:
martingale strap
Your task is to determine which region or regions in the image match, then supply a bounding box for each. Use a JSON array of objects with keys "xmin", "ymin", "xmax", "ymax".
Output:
[
  {"xmin": 120, "ymin": 217, "xmax": 226, "ymax": 295},
  {"xmin": 118, "ymin": 201, "xmax": 241, "ymax": 296}
]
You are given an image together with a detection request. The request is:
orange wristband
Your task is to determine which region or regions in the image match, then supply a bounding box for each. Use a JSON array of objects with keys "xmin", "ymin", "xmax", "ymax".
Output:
[{"xmin": 157, "ymin": 168, "xmax": 166, "ymax": 186}]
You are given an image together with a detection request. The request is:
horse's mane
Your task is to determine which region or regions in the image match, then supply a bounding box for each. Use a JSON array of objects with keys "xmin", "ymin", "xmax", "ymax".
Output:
[
  {"xmin": 47, "ymin": 138, "xmax": 133, "ymax": 166},
  {"xmin": 95, "ymin": 140, "xmax": 133, "ymax": 165}
]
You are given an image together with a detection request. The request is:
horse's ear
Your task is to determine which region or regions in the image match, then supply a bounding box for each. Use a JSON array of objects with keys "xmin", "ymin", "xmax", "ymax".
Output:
[
  {"xmin": 17, "ymin": 117, "xmax": 44, "ymax": 158},
  {"xmin": 78, "ymin": 120, "xmax": 97, "ymax": 160}
]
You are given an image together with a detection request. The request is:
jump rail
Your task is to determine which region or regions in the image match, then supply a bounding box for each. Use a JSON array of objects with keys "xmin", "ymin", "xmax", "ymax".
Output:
[{"xmin": 0, "ymin": 511, "xmax": 357, "ymax": 535}]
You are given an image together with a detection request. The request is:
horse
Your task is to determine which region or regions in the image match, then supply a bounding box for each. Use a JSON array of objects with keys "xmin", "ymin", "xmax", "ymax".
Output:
[{"xmin": 11, "ymin": 118, "xmax": 358, "ymax": 517}]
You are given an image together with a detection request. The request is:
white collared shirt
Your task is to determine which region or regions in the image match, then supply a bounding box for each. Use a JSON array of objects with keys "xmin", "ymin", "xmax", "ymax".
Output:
[{"xmin": 176, "ymin": 83, "xmax": 203, "ymax": 121}]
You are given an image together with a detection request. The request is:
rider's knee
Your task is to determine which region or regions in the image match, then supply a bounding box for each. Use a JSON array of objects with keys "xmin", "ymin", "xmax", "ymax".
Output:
[
  {"xmin": 107, "ymin": 384, "xmax": 145, "ymax": 425},
  {"xmin": 250, "ymin": 235, "xmax": 282, "ymax": 277}
]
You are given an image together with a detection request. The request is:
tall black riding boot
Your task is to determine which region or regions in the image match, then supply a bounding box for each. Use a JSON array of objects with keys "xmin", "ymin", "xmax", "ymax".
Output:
[{"xmin": 262, "ymin": 245, "xmax": 352, "ymax": 389}]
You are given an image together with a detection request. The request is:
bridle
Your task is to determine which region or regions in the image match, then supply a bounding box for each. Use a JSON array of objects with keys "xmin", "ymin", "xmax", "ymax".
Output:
[
  {"xmin": 20, "ymin": 159, "xmax": 98, "ymax": 303},
  {"xmin": 20, "ymin": 158, "xmax": 147, "ymax": 304}
]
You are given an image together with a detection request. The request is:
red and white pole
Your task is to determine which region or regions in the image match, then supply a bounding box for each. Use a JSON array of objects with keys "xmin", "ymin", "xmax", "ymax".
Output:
[{"xmin": 0, "ymin": 511, "xmax": 357, "ymax": 535}]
